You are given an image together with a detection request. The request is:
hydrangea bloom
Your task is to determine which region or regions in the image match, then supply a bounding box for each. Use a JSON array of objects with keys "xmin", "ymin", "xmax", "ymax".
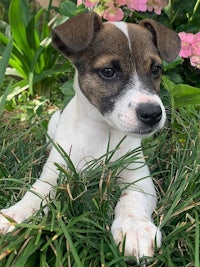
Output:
[
  {"xmin": 84, "ymin": 0, "xmax": 99, "ymax": 8},
  {"xmin": 77, "ymin": 0, "xmax": 200, "ymax": 70},
  {"xmin": 115, "ymin": 0, "xmax": 127, "ymax": 5},
  {"xmin": 126, "ymin": 0, "xmax": 148, "ymax": 12},
  {"xmin": 146, "ymin": 0, "xmax": 168, "ymax": 15},
  {"xmin": 179, "ymin": 32, "xmax": 200, "ymax": 69},
  {"xmin": 178, "ymin": 32, "xmax": 195, "ymax": 58},
  {"xmin": 103, "ymin": 1, "xmax": 124, "ymax": 21},
  {"xmin": 78, "ymin": 0, "xmax": 169, "ymax": 21}
]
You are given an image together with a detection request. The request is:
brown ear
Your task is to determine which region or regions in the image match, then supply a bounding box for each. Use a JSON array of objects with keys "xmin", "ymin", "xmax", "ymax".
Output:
[
  {"xmin": 139, "ymin": 19, "xmax": 181, "ymax": 62},
  {"xmin": 52, "ymin": 12, "xmax": 102, "ymax": 58}
]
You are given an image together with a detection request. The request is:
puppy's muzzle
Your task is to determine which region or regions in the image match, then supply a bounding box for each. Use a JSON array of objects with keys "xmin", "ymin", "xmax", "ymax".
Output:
[{"xmin": 136, "ymin": 103, "xmax": 162, "ymax": 127}]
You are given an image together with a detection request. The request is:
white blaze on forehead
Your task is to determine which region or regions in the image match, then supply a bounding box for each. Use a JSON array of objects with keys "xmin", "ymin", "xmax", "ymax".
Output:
[{"xmin": 109, "ymin": 22, "xmax": 132, "ymax": 51}]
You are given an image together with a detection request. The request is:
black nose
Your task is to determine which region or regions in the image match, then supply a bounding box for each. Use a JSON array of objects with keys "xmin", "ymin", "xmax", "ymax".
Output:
[{"xmin": 136, "ymin": 103, "xmax": 162, "ymax": 126}]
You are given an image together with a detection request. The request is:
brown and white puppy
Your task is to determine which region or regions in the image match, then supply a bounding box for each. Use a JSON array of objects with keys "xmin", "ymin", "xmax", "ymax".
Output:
[{"xmin": 0, "ymin": 12, "xmax": 180, "ymax": 263}]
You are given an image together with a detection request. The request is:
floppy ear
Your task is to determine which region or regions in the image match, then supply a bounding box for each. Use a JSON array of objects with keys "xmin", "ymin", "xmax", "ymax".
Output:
[
  {"xmin": 52, "ymin": 12, "xmax": 102, "ymax": 58},
  {"xmin": 139, "ymin": 19, "xmax": 181, "ymax": 62}
]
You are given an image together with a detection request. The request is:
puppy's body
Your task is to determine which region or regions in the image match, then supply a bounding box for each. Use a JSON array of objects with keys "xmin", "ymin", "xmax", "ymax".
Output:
[{"xmin": 0, "ymin": 13, "xmax": 180, "ymax": 262}]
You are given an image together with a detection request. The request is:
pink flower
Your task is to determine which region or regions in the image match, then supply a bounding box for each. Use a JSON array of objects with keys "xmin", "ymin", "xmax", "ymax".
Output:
[
  {"xmin": 103, "ymin": 4, "xmax": 124, "ymax": 21},
  {"xmin": 104, "ymin": 0, "xmax": 115, "ymax": 8},
  {"xmin": 115, "ymin": 0, "xmax": 127, "ymax": 5},
  {"xmin": 146, "ymin": 0, "xmax": 168, "ymax": 15},
  {"xmin": 79, "ymin": 0, "xmax": 168, "ymax": 17},
  {"xmin": 179, "ymin": 32, "xmax": 195, "ymax": 44},
  {"xmin": 190, "ymin": 55, "xmax": 200, "ymax": 69},
  {"xmin": 191, "ymin": 32, "xmax": 200, "ymax": 56},
  {"xmin": 84, "ymin": 0, "xmax": 99, "ymax": 8},
  {"xmin": 126, "ymin": 0, "xmax": 148, "ymax": 11},
  {"xmin": 178, "ymin": 32, "xmax": 195, "ymax": 58},
  {"xmin": 178, "ymin": 31, "xmax": 200, "ymax": 69},
  {"xmin": 77, "ymin": 0, "xmax": 83, "ymax": 5}
]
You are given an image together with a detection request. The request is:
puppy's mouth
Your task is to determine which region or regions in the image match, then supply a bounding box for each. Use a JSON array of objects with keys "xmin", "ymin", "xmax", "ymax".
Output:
[
  {"xmin": 107, "ymin": 115, "xmax": 164, "ymax": 138},
  {"xmin": 115, "ymin": 111, "xmax": 164, "ymax": 137},
  {"xmin": 127, "ymin": 125, "xmax": 161, "ymax": 137}
]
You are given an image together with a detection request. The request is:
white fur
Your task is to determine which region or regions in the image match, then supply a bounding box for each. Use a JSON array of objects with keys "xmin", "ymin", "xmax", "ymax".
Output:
[
  {"xmin": 105, "ymin": 73, "xmax": 166, "ymax": 137},
  {"xmin": 0, "ymin": 74, "xmax": 162, "ymax": 261},
  {"xmin": 0, "ymin": 36, "xmax": 163, "ymax": 262},
  {"xmin": 110, "ymin": 21, "xmax": 132, "ymax": 50}
]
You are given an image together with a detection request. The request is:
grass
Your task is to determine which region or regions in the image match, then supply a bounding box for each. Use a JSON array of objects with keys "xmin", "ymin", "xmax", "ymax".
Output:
[{"xmin": 0, "ymin": 106, "xmax": 199, "ymax": 267}]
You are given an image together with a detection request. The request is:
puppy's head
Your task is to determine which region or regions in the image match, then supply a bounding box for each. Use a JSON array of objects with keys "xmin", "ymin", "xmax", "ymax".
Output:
[{"xmin": 52, "ymin": 12, "xmax": 180, "ymax": 137}]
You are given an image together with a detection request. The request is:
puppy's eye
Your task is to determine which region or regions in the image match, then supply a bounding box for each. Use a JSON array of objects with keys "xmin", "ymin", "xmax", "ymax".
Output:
[
  {"xmin": 151, "ymin": 63, "xmax": 162, "ymax": 78},
  {"xmin": 99, "ymin": 68, "xmax": 116, "ymax": 79}
]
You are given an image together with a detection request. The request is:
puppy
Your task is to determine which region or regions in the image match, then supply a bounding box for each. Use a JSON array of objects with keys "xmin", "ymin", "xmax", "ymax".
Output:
[{"xmin": 0, "ymin": 12, "xmax": 180, "ymax": 262}]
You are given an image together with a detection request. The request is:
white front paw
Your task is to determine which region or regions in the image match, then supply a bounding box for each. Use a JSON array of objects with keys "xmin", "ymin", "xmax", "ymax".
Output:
[
  {"xmin": 0, "ymin": 205, "xmax": 35, "ymax": 234},
  {"xmin": 111, "ymin": 217, "xmax": 161, "ymax": 262}
]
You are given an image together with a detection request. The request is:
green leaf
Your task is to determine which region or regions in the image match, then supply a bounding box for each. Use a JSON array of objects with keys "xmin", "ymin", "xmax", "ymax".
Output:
[
  {"xmin": 163, "ymin": 57, "xmax": 183, "ymax": 71},
  {"xmin": 8, "ymin": 0, "xmax": 33, "ymax": 62},
  {"xmin": 162, "ymin": 75, "xmax": 175, "ymax": 93},
  {"xmin": 0, "ymin": 82, "xmax": 13, "ymax": 113},
  {"xmin": 0, "ymin": 32, "xmax": 10, "ymax": 46},
  {"xmin": 173, "ymin": 84, "xmax": 200, "ymax": 107},
  {"xmin": 26, "ymin": 10, "xmax": 43, "ymax": 50},
  {"xmin": 0, "ymin": 39, "xmax": 13, "ymax": 113},
  {"xmin": 162, "ymin": 76, "xmax": 200, "ymax": 107},
  {"xmin": 76, "ymin": 3, "xmax": 88, "ymax": 14},
  {"xmin": 60, "ymin": 1, "xmax": 78, "ymax": 17},
  {"xmin": 7, "ymin": 80, "xmax": 29, "ymax": 100},
  {"xmin": 9, "ymin": 58, "xmax": 27, "ymax": 78},
  {"xmin": 0, "ymin": 38, "xmax": 13, "ymax": 86},
  {"xmin": 172, "ymin": 83, "xmax": 200, "ymax": 97},
  {"xmin": 60, "ymin": 79, "xmax": 74, "ymax": 96},
  {"xmin": 174, "ymin": 95, "xmax": 200, "ymax": 107}
]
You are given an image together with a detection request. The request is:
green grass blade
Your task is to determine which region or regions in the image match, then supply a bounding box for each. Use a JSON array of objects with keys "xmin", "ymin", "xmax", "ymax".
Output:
[
  {"xmin": 195, "ymin": 210, "xmax": 200, "ymax": 267},
  {"xmin": 160, "ymin": 172, "xmax": 188, "ymax": 227},
  {"xmin": 58, "ymin": 217, "xmax": 84, "ymax": 267}
]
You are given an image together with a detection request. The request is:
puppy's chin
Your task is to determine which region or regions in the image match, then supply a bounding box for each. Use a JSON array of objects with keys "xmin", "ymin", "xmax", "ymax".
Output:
[
  {"xmin": 118, "ymin": 126, "xmax": 159, "ymax": 139},
  {"xmin": 126, "ymin": 127, "xmax": 161, "ymax": 138}
]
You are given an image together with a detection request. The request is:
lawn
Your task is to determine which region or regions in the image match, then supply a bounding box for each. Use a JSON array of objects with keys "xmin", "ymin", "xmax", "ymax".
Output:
[{"xmin": 0, "ymin": 103, "xmax": 199, "ymax": 266}]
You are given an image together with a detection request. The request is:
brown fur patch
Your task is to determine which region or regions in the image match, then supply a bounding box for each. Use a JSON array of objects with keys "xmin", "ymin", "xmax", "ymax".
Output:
[{"xmin": 75, "ymin": 23, "xmax": 162, "ymax": 113}]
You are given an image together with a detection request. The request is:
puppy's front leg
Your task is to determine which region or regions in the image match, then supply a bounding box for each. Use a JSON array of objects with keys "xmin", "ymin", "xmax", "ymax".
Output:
[
  {"xmin": 111, "ymin": 163, "xmax": 161, "ymax": 262},
  {"xmin": 0, "ymin": 150, "xmax": 61, "ymax": 234}
]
